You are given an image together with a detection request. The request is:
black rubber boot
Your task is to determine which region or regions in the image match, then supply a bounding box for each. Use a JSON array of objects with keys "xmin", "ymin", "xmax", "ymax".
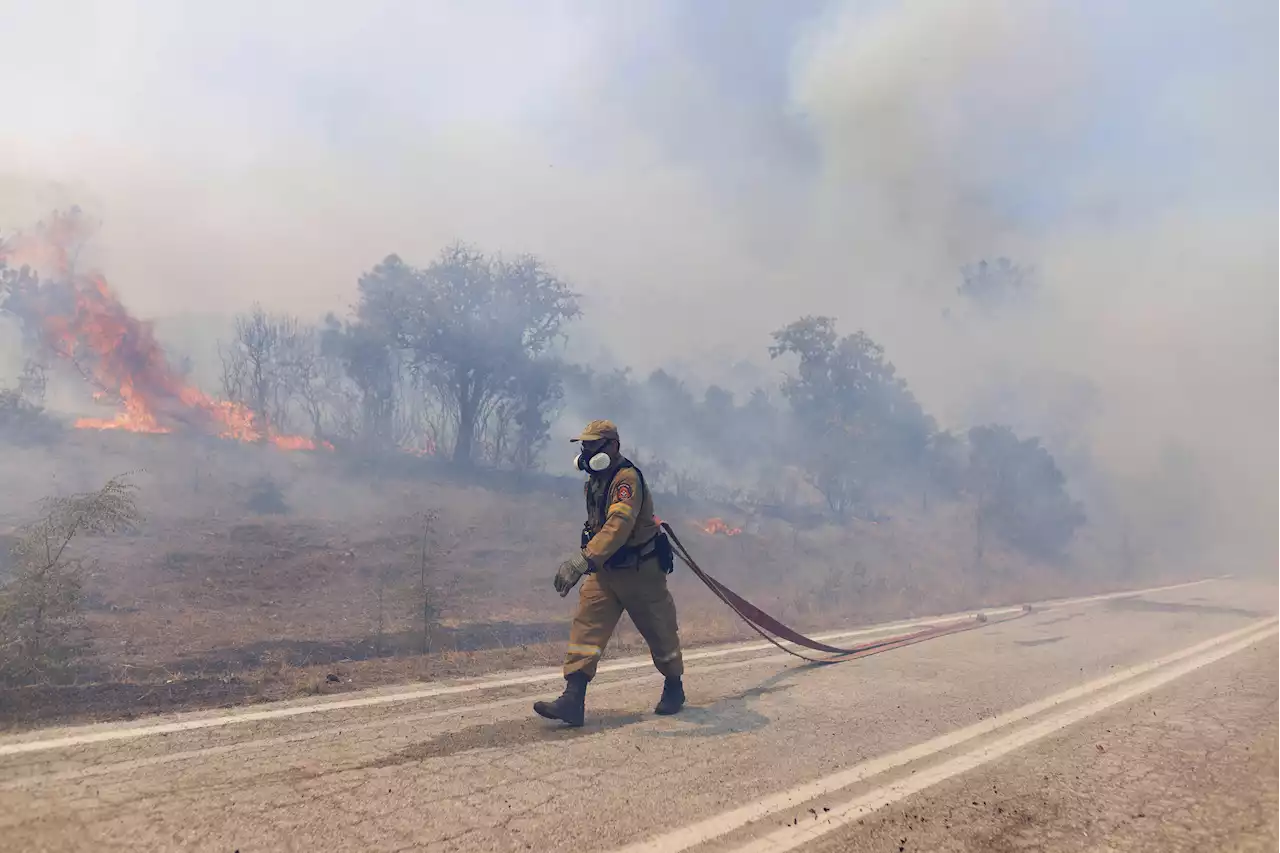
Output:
[
  {"xmin": 533, "ymin": 673, "xmax": 587, "ymax": 727},
  {"xmin": 654, "ymin": 676, "xmax": 685, "ymax": 715}
]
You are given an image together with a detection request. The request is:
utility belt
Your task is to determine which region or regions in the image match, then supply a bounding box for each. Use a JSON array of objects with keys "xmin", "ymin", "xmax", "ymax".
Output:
[{"xmin": 581, "ymin": 524, "xmax": 675, "ymax": 574}]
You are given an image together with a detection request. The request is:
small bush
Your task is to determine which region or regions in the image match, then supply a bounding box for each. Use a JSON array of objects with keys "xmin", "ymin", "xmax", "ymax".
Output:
[
  {"xmin": 0, "ymin": 361, "xmax": 63, "ymax": 446},
  {"xmin": 0, "ymin": 476, "xmax": 142, "ymax": 683},
  {"xmin": 246, "ymin": 475, "xmax": 290, "ymax": 515}
]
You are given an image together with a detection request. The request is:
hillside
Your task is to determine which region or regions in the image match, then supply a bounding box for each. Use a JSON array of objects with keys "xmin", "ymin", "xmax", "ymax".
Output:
[{"xmin": 0, "ymin": 428, "xmax": 1186, "ymax": 730}]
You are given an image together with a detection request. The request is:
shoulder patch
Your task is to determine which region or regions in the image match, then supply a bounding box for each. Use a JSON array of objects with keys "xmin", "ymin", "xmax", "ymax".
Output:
[{"xmin": 615, "ymin": 482, "xmax": 634, "ymax": 501}]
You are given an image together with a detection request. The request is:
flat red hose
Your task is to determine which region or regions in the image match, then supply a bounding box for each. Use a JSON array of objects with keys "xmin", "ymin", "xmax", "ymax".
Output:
[{"xmin": 661, "ymin": 522, "xmax": 1029, "ymax": 664}]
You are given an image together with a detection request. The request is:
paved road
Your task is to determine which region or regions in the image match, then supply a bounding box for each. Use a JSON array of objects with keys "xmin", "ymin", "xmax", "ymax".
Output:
[{"xmin": 1, "ymin": 578, "xmax": 1275, "ymax": 852}]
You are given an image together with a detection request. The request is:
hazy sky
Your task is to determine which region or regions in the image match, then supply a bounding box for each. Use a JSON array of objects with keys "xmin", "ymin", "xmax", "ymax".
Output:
[
  {"xmin": 2, "ymin": 3, "xmax": 1271, "ymax": 295},
  {"xmin": 2, "ymin": 0, "xmax": 1276, "ymax": 548}
]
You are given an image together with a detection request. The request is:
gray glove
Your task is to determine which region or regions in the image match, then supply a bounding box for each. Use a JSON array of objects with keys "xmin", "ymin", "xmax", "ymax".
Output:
[{"xmin": 554, "ymin": 552, "xmax": 590, "ymax": 597}]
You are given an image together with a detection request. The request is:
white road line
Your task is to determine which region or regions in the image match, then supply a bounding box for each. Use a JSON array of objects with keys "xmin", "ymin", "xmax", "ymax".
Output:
[
  {"xmin": 0, "ymin": 648, "xmax": 799, "ymax": 761},
  {"xmin": 735, "ymin": 621, "xmax": 1278, "ymax": 853},
  {"xmin": 0, "ymin": 648, "xmax": 815, "ymax": 777},
  {"xmin": 610, "ymin": 615, "xmax": 1276, "ymax": 853},
  {"xmin": 0, "ymin": 576, "xmax": 1220, "ymax": 757}
]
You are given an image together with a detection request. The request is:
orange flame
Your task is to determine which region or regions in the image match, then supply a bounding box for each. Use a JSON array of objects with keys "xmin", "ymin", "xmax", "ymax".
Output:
[
  {"xmin": 699, "ymin": 518, "xmax": 742, "ymax": 536},
  {"xmin": 405, "ymin": 438, "xmax": 438, "ymax": 457},
  {"xmin": 1, "ymin": 211, "xmax": 326, "ymax": 451}
]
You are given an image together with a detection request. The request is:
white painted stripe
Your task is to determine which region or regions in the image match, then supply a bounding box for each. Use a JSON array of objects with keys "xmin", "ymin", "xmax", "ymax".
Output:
[
  {"xmin": 0, "ymin": 576, "xmax": 1220, "ymax": 757},
  {"xmin": 0, "ymin": 636, "xmax": 880, "ymax": 763},
  {"xmin": 0, "ymin": 650, "xmax": 810, "ymax": 784},
  {"xmin": 609, "ymin": 615, "xmax": 1276, "ymax": 853},
  {"xmin": 735, "ymin": 621, "xmax": 1278, "ymax": 853},
  {"xmin": 791, "ymin": 577, "xmax": 1217, "ymax": 648}
]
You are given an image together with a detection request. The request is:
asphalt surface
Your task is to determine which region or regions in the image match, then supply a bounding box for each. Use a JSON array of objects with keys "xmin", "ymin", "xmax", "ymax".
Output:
[{"xmin": 1, "ymin": 577, "xmax": 1275, "ymax": 853}]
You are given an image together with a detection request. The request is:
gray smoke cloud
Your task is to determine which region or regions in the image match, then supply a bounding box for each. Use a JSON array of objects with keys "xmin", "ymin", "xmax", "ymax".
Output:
[
  {"xmin": 1, "ymin": 0, "xmax": 1274, "ymax": 562},
  {"xmin": 782, "ymin": 0, "xmax": 1276, "ymax": 561}
]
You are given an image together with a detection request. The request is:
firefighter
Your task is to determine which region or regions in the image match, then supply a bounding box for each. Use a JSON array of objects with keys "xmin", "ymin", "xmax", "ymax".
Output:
[{"xmin": 533, "ymin": 419, "xmax": 684, "ymax": 727}]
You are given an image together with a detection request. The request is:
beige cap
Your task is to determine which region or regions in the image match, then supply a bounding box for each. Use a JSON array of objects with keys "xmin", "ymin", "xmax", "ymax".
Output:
[{"xmin": 571, "ymin": 419, "xmax": 619, "ymax": 443}]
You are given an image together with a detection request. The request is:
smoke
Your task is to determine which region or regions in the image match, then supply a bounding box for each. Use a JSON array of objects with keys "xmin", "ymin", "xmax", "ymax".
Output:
[
  {"xmin": 0, "ymin": 1, "xmax": 753, "ymax": 331},
  {"xmin": 783, "ymin": 0, "xmax": 1276, "ymax": 560},
  {"xmin": 1, "ymin": 1, "xmax": 1274, "ymax": 561}
]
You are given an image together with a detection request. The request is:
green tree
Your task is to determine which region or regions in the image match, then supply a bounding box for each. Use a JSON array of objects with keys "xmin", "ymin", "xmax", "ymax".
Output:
[
  {"xmin": 966, "ymin": 424, "xmax": 1085, "ymax": 560},
  {"xmin": 770, "ymin": 316, "xmax": 933, "ymax": 515},
  {"xmin": 321, "ymin": 313, "xmax": 402, "ymax": 451},
  {"xmin": 958, "ymin": 257, "xmax": 1037, "ymax": 312},
  {"xmin": 355, "ymin": 246, "xmax": 579, "ymax": 463}
]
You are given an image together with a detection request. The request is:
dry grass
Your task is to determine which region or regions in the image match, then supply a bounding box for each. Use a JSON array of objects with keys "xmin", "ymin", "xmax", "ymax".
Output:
[{"xmin": 0, "ymin": 431, "xmax": 1181, "ymax": 730}]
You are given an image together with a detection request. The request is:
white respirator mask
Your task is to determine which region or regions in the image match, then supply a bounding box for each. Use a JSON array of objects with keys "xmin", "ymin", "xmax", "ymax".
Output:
[{"xmin": 574, "ymin": 451, "xmax": 612, "ymax": 474}]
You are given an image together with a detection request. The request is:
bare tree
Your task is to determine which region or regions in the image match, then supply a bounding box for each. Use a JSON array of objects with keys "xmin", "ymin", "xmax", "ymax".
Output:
[
  {"xmin": 278, "ymin": 323, "xmax": 336, "ymax": 440},
  {"xmin": 290, "ymin": 331, "xmax": 327, "ymax": 439},
  {"xmin": 310, "ymin": 342, "xmax": 364, "ymax": 444},
  {"xmin": 483, "ymin": 398, "xmax": 516, "ymax": 467},
  {"xmin": 219, "ymin": 305, "xmax": 301, "ymax": 438}
]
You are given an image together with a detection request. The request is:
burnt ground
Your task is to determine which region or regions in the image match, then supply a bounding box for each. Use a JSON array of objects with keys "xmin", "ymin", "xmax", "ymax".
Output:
[{"xmin": 0, "ymin": 431, "xmax": 1188, "ymax": 730}]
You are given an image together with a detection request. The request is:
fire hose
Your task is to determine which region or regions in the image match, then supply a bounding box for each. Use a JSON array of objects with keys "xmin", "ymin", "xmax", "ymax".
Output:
[{"xmin": 660, "ymin": 522, "xmax": 1031, "ymax": 663}]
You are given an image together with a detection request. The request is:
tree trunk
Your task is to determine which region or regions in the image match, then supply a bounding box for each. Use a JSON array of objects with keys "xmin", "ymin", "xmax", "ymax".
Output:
[
  {"xmin": 973, "ymin": 501, "xmax": 985, "ymax": 569},
  {"xmin": 307, "ymin": 405, "xmax": 324, "ymax": 440},
  {"xmin": 253, "ymin": 374, "xmax": 270, "ymax": 439},
  {"xmin": 453, "ymin": 386, "xmax": 477, "ymax": 464}
]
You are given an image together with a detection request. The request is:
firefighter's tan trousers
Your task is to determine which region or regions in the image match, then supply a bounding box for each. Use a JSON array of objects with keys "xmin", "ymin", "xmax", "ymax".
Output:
[{"xmin": 564, "ymin": 559, "xmax": 683, "ymax": 680}]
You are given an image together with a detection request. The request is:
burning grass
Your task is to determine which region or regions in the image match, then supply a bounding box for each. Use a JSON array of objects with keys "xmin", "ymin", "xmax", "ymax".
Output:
[
  {"xmin": 699, "ymin": 517, "xmax": 743, "ymax": 536},
  {"xmin": 1, "ymin": 210, "xmax": 327, "ymax": 450}
]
